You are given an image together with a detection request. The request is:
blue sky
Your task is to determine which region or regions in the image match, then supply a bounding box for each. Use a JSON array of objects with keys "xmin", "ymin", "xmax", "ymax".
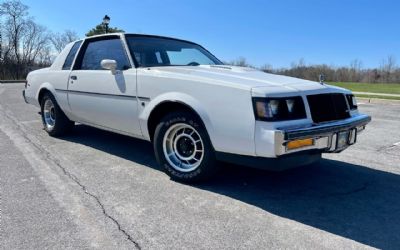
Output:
[{"xmin": 23, "ymin": 0, "xmax": 400, "ymax": 68}]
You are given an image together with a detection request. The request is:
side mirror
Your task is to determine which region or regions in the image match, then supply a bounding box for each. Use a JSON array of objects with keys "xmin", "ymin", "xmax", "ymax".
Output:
[{"xmin": 101, "ymin": 59, "xmax": 117, "ymax": 75}]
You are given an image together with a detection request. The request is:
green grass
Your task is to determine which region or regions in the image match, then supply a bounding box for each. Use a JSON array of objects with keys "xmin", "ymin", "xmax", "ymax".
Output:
[
  {"xmin": 329, "ymin": 82, "xmax": 400, "ymax": 95},
  {"xmin": 354, "ymin": 94, "xmax": 400, "ymax": 101}
]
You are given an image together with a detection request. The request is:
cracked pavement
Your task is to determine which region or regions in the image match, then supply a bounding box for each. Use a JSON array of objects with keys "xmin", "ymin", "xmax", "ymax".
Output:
[{"xmin": 0, "ymin": 83, "xmax": 400, "ymax": 249}]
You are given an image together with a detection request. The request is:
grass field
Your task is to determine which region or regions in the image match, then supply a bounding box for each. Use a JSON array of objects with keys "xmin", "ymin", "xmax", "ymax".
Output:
[
  {"xmin": 355, "ymin": 94, "xmax": 400, "ymax": 101},
  {"xmin": 329, "ymin": 82, "xmax": 400, "ymax": 100},
  {"xmin": 329, "ymin": 82, "xmax": 400, "ymax": 95}
]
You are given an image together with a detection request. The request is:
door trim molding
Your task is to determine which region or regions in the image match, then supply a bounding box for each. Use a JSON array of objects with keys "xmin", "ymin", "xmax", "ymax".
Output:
[{"xmin": 55, "ymin": 88, "xmax": 150, "ymax": 100}]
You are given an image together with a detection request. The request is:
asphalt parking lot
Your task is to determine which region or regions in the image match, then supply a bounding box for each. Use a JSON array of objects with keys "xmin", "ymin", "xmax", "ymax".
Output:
[{"xmin": 1, "ymin": 83, "xmax": 399, "ymax": 250}]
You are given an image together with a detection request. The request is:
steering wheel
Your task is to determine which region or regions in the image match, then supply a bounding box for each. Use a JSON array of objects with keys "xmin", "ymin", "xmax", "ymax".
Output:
[{"xmin": 187, "ymin": 62, "xmax": 200, "ymax": 66}]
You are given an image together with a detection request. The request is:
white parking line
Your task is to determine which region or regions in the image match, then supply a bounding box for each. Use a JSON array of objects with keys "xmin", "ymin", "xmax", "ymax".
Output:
[{"xmin": 20, "ymin": 120, "xmax": 41, "ymax": 124}]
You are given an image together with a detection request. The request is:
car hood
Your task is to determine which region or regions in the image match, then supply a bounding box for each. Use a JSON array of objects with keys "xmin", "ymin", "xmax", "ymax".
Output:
[{"xmin": 145, "ymin": 65, "xmax": 348, "ymax": 96}]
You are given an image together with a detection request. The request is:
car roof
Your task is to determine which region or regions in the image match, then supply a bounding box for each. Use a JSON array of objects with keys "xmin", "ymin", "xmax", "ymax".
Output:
[{"xmin": 78, "ymin": 33, "xmax": 200, "ymax": 46}]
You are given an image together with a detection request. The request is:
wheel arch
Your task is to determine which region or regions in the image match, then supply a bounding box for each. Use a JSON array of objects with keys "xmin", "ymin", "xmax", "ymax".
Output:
[
  {"xmin": 36, "ymin": 82, "xmax": 57, "ymax": 104},
  {"xmin": 141, "ymin": 93, "xmax": 215, "ymax": 144},
  {"xmin": 36, "ymin": 83, "xmax": 74, "ymax": 122}
]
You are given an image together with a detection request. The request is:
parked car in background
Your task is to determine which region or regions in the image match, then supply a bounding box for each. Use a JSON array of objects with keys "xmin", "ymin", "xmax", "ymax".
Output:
[{"xmin": 23, "ymin": 33, "xmax": 371, "ymax": 182}]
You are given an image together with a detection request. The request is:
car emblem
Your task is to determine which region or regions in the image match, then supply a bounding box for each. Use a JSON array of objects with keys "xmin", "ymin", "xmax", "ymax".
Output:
[
  {"xmin": 319, "ymin": 74, "xmax": 325, "ymax": 85},
  {"xmin": 319, "ymin": 74, "xmax": 325, "ymax": 84}
]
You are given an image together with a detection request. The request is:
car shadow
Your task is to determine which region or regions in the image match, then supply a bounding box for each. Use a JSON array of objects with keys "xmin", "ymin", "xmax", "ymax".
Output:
[{"xmin": 62, "ymin": 124, "xmax": 400, "ymax": 249}]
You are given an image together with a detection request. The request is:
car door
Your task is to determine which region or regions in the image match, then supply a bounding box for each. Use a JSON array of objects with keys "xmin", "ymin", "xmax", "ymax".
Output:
[{"xmin": 68, "ymin": 35, "xmax": 141, "ymax": 136}]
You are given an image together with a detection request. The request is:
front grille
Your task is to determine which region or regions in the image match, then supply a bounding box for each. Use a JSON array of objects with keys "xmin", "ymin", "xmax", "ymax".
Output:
[{"xmin": 307, "ymin": 93, "xmax": 350, "ymax": 123}]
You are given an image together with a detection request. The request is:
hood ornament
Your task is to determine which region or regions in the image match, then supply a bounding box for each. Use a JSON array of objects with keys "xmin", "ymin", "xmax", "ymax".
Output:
[{"xmin": 319, "ymin": 74, "xmax": 325, "ymax": 85}]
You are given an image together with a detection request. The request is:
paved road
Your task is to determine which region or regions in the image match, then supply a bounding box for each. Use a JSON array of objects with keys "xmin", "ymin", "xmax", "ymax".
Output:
[{"xmin": 1, "ymin": 83, "xmax": 399, "ymax": 250}]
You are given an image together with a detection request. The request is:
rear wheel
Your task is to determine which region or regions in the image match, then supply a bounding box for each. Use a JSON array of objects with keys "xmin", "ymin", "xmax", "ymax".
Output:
[
  {"xmin": 40, "ymin": 93, "xmax": 74, "ymax": 136},
  {"xmin": 153, "ymin": 111, "xmax": 218, "ymax": 182}
]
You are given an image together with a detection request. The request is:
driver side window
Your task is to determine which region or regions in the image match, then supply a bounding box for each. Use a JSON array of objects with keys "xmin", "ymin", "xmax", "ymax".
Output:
[{"xmin": 76, "ymin": 38, "xmax": 131, "ymax": 70}]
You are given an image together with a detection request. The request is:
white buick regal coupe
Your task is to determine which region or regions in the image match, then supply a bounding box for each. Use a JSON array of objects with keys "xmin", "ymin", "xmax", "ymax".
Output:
[{"xmin": 23, "ymin": 33, "xmax": 371, "ymax": 182}]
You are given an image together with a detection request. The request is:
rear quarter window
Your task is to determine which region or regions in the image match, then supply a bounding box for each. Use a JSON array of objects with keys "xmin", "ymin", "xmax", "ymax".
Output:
[{"xmin": 62, "ymin": 41, "xmax": 82, "ymax": 70}]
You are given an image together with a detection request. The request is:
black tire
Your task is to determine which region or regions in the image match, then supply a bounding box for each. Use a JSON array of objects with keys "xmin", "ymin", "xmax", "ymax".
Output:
[
  {"xmin": 40, "ymin": 92, "xmax": 74, "ymax": 137},
  {"xmin": 153, "ymin": 111, "xmax": 218, "ymax": 182}
]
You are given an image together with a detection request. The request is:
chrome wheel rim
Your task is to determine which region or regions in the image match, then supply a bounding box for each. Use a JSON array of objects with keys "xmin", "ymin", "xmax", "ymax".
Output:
[
  {"xmin": 163, "ymin": 123, "xmax": 204, "ymax": 172},
  {"xmin": 43, "ymin": 99, "xmax": 56, "ymax": 130}
]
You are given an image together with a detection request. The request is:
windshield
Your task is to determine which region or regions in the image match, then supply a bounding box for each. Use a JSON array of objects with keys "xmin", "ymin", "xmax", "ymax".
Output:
[{"xmin": 126, "ymin": 36, "xmax": 223, "ymax": 67}]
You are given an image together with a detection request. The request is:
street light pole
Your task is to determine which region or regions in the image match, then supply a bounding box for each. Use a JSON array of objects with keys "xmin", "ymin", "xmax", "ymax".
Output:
[
  {"xmin": 103, "ymin": 15, "xmax": 110, "ymax": 34},
  {"xmin": 0, "ymin": 33, "xmax": 2, "ymax": 61},
  {"xmin": 0, "ymin": 23, "xmax": 2, "ymax": 61}
]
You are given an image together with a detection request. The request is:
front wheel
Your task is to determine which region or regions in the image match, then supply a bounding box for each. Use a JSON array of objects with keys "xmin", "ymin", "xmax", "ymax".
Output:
[{"xmin": 153, "ymin": 111, "xmax": 218, "ymax": 182}]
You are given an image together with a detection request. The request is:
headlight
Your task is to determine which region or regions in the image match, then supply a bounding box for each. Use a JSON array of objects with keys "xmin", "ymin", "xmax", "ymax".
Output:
[
  {"xmin": 352, "ymin": 96, "xmax": 357, "ymax": 106},
  {"xmin": 252, "ymin": 96, "xmax": 307, "ymax": 121},
  {"xmin": 346, "ymin": 94, "xmax": 358, "ymax": 110}
]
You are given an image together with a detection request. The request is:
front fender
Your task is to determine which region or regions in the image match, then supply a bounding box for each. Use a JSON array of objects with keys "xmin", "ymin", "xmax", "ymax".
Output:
[{"xmin": 139, "ymin": 92, "xmax": 214, "ymax": 142}]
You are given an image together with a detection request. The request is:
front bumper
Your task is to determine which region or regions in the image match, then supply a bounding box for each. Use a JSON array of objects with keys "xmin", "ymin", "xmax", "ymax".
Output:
[
  {"xmin": 22, "ymin": 90, "xmax": 28, "ymax": 103},
  {"xmin": 218, "ymin": 114, "xmax": 370, "ymax": 171},
  {"xmin": 216, "ymin": 150, "xmax": 322, "ymax": 171},
  {"xmin": 274, "ymin": 114, "xmax": 371, "ymax": 156}
]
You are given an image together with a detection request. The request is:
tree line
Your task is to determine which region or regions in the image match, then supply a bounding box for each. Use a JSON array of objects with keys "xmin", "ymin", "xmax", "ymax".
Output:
[
  {"xmin": 0, "ymin": 0, "xmax": 125, "ymax": 80},
  {"xmin": 0, "ymin": 0, "xmax": 80, "ymax": 79},
  {"xmin": 1, "ymin": 0, "xmax": 399, "ymax": 83},
  {"xmin": 229, "ymin": 56, "xmax": 400, "ymax": 84}
]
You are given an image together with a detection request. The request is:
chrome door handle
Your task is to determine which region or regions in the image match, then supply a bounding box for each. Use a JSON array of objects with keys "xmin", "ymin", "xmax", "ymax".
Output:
[{"xmin": 70, "ymin": 75, "xmax": 77, "ymax": 80}]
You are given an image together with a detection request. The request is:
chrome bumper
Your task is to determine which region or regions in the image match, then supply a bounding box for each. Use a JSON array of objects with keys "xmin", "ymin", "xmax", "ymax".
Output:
[
  {"xmin": 22, "ymin": 90, "xmax": 28, "ymax": 103},
  {"xmin": 275, "ymin": 114, "xmax": 371, "ymax": 155}
]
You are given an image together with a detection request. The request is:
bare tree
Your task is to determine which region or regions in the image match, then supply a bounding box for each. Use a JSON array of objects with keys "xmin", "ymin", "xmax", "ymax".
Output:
[
  {"xmin": 381, "ymin": 55, "xmax": 396, "ymax": 83},
  {"xmin": 50, "ymin": 29, "xmax": 79, "ymax": 52},
  {"xmin": 64, "ymin": 30, "xmax": 79, "ymax": 42},
  {"xmin": 21, "ymin": 20, "xmax": 50, "ymax": 64},
  {"xmin": 36, "ymin": 45, "xmax": 52, "ymax": 66},
  {"xmin": 350, "ymin": 59, "xmax": 362, "ymax": 82},
  {"xmin": 0, "ymin": 0, "xmax": 63, "ymax": 79},
  {"xmin": 0, "ymin": 0, "xmax": 28, "ymax": 65},
  {"xmin": 228, "ymin": 57, "xmax": 252, "ymax": 67},
  {"xmin": 50, "ymin": 33, "xmax": 65, "ymax": 53},
  {"xmin": 260, "ymin": 63, "xmax": 273, "ymax": 73},
  {"xmin": 0, "ymin": 0, "xmax": 30, "ymax": 78}
]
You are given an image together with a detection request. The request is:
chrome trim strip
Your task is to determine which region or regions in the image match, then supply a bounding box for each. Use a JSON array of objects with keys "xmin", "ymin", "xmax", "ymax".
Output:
[
  {"xmin": 138, "ymin": 96, "xmax": 151, "ymax": 102},
  {"xmin": 22, "ymin": 90, "xmax": 28, "ymax": 103},
  {"xmin": 279, "ymin": 114, "xmax": 371, "ymax": 140},
  {"xmin": 55, "ymin": 88, "xmax": 150, "ymax": 101}
]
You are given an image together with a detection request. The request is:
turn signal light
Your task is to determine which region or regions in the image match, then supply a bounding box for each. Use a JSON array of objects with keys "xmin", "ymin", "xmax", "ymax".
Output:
[{"xmin": 287, "ymin": 138, "xmax": 314, "ymax": 150}]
